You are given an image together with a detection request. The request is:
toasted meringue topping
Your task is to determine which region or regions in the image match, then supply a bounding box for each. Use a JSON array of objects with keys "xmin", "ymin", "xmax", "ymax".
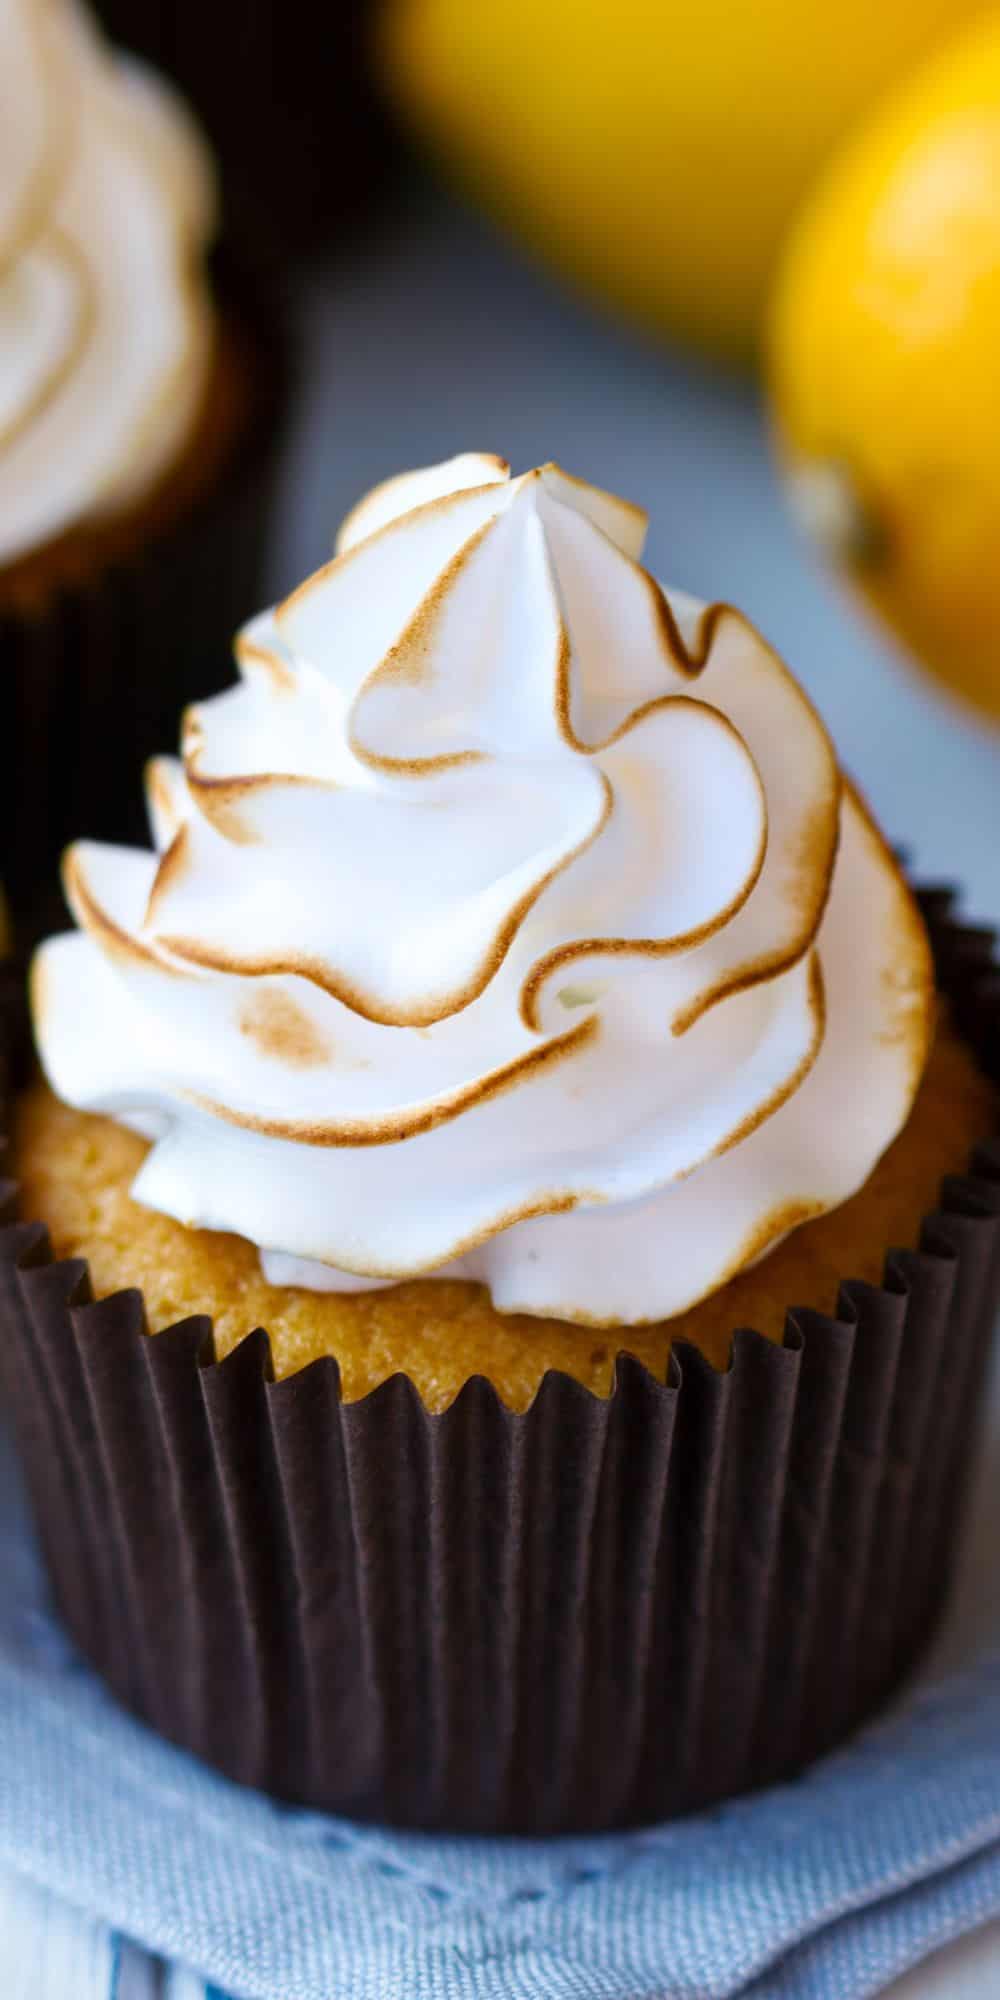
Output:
[
  {"xmin": 0, "ymin": 0, "xmax": 216, "ymax": 566},
  {"xmin": 33, "ymin": 456, "xmax": 935, "ymax": 1324}
]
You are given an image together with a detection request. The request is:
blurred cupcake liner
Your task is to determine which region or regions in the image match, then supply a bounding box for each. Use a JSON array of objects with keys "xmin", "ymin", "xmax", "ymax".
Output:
[
  {"xmin": 0, "ymin": 888, "xmax": 998, "ymax": 1834},
  {"xmin": 0, "ymin": 259, "xmax": 288, "ymax": 936}
]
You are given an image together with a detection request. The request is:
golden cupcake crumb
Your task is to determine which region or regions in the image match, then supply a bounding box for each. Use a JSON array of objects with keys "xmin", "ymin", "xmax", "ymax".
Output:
[{"xmin": 14, "ymin": 1008, "xmax": 996, "ymax": 1413}]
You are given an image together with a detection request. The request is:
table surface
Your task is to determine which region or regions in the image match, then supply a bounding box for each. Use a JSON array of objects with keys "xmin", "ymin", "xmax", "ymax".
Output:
[{"xmin": 269, "ymin": 181, "xmax": 1000, "ymax": 1998}]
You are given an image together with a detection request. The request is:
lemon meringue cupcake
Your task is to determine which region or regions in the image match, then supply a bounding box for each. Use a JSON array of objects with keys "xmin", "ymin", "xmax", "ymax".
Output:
[
  {"xmin": 0, "ymin": 0, "xmax": 283, "ymax": 924},
  {"xmin": 5, "ymin": 454, "xmax": 1000, "ymax": 1832}
]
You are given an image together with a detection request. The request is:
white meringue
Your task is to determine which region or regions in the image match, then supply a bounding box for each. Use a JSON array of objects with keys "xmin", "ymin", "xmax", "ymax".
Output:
[
  {"xmin": 0, "ymin": 0, "xmax": 216, "ymax": 566},
  {"xmin": 33, "ymin": 455, "xmax": 934, "ymax": 1324}
]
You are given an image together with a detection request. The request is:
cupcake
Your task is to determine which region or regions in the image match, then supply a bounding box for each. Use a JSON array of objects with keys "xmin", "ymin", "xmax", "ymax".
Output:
[
  {"xmin": 0, "ymin": 0, "xmax": 284, "ymax": 925},
  {"xmin": 4, "ymin": 454, "xmax": 999, "ymax": 1832}
]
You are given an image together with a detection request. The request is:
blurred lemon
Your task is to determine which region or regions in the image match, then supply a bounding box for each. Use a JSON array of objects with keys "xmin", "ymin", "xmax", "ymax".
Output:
[
  {"xmin": 379, "ymin": 0, "xmax": 986, "ymax": 362},
  {"xmin": 770, "ymin": 13, "xmax": 1000, "ymax": 722}
]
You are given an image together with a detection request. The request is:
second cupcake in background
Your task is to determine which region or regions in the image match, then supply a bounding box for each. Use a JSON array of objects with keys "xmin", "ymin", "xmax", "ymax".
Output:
[
  {"xmin": 5, "ymin": 454, "xmax": 1000, "ymax": 1832},
  {"xmin": 0, "ymin": 0, "xmax": 285, "ymax": 926}
]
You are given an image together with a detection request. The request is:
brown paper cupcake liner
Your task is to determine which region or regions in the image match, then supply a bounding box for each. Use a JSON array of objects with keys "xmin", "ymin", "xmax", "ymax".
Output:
[
  {"xmin": 0, "ymin": 258, "xmax": 288, "ymax": 934},
  {"xmin": 1, "ymin": 888, "xmax": 999, "ymax": 1834}
]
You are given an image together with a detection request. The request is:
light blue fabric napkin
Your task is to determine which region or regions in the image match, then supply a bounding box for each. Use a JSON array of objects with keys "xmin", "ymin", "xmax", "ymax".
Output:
[{"xmin": 4, "ymin": 1419, "xmax": 1000, "ymax": 2000}]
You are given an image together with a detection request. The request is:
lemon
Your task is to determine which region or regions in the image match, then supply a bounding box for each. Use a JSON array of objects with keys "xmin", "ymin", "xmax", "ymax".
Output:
[
  {"xmin": 379, "ymin": 0, "xmax": 986, "ymax": 362},
  {"xmin": 770, "ymin": 13, "xmax": 1000, "ymax": 722}
]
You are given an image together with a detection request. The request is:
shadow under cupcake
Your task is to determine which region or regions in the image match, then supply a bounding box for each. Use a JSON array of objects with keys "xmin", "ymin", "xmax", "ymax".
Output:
[{"xmin": 2, "ymin": 452, "xmax": 999, "ymax": 1833}]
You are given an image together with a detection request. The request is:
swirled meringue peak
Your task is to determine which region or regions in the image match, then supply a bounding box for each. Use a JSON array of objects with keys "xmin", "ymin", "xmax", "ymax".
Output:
[
  {"xmin": 0, "ymin": 0, "xmax": 216, "ymax": 566},
  {"xmin": 33, "ymin": 453, "xmax": 935, "ymax": 1324}
]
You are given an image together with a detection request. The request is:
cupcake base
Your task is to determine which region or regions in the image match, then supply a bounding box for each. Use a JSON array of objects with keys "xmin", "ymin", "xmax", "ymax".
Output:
[
  {"xmin": 12, "ymin": 1003, "xmax": 995, "ymax": 1406},
  {"xmin": 1, "ymin": 888, "xmax": 999, "ymax": 1833}
]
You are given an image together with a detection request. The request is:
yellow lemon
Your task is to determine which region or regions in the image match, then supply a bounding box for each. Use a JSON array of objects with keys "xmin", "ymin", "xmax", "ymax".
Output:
[
  {"xmin": 379, "ymin": 0, "xmax": 986, "ymax": 362},
  {"xmin": 770, "ymin": 13, "xmax": 1000, "ymax": 722}
]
